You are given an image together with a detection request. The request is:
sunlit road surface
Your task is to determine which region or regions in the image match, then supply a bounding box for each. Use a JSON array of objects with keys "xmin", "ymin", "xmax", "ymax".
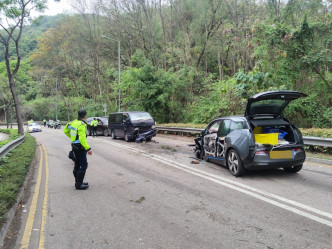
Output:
[{"xmin": 4, "ymin": 128, "xmax": 332, "ymax": 249}]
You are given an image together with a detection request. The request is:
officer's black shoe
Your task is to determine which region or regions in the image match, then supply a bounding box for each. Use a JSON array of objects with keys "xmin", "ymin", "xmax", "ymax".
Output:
[
  {"xmin": 73, "ymin": 171, "xmax": 88, "ymax": 185},
  {"xmin": 76, "ymin": 172, "xmax": 89, "ymax": 189},
  {"xmin": 75, "ymin": 183, "xmax": 89, "ymax": 190}
]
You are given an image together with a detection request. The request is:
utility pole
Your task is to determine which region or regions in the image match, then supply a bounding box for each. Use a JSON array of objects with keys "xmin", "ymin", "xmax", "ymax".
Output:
[{"xmin": 56, "ymin": 78, "xmax": 58, "ymax": 120}]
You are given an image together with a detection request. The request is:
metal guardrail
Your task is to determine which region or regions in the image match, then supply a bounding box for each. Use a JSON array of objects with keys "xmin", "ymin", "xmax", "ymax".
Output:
[
  {"xmin": 156, "ymin": 126, "xmax": 332, "ymax": 148},
  {"xmin": 156, "ymin": 126, "xmax": 203, "ymax": 133},
  {"xmin": 0, "ymin": 135, "xmax": 26, "ymax": 159},
  {"xmin": 302, "ymin": 136, "xmax": 332, "ymax": 147}
]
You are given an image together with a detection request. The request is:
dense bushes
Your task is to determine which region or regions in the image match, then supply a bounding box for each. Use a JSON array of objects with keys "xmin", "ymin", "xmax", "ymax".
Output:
[
  {"xmin": 0, "ymin": 132, "xmax": 36, "ymax": 225},
  {"xmin": 285, "ymin": 94, "xmax": 332, "ymax": 128}
]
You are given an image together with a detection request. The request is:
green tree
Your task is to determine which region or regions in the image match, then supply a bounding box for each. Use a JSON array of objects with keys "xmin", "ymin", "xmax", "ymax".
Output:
[{"xmin": 0, "ymin": 0, "xmax": 54, "ymax": 134}]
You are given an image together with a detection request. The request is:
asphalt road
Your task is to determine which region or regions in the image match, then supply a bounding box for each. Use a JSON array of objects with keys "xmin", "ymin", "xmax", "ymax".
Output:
[{"xmin": 3, "ymin": 128, "xmax": 332, "ymax": 249}]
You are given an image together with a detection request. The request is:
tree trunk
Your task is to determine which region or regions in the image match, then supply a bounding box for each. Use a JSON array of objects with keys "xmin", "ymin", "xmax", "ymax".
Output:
[
  {"xmin": 10, "ymin": 103, "xmax": 13, "ymax": 129},
  {"xmin": 314, "ymin": 68, "xmax": 331, "ymax": 90},
  {"xmin": 159, "ymin": 0, "xmax": 167, "ymax": 70},
  {"xmin": 217, "ymin": 49, "xmax": 222, "ymax": 81},
  {"xmin": 7, "ymin": 70, "xmax": 24, "ymax": 134}
]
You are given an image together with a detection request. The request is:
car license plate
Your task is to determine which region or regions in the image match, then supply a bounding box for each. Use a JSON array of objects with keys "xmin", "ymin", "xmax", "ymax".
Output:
[{"xmin": 270, "ymin": 150, "xmax": 292, "ymax": 159}]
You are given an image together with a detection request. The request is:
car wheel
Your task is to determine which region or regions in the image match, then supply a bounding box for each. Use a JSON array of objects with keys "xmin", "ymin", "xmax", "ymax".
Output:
[
  {"xmin": 111, "ymin": 130, "xmax": 116, "ymax": 139},
  {"xmin": 227, "ymin": 149, "xmax": 245, "ymax": 177},
  {"xmin": 124, "ymin": 132, "xmax": 130, "ymax": 142},
  {"xmin": 195, "ymin": 149, "xmax": 201, "ymax": 159},
  {"xmin": 202, "ymin": 151, "xmax": 209, "ymax": 162},
  {"xmin": 283, "ymin": 164, "xmax": 302, "ymax": 173},
  {"xmin": 104, "ymin": 129, "xmax": 109, "ymax": 136}
]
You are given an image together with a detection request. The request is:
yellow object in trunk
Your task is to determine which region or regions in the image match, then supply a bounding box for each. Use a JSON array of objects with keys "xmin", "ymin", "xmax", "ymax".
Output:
[{"xmin": 254, "ymin": 133, "xmax": 278, "ymax": 145}]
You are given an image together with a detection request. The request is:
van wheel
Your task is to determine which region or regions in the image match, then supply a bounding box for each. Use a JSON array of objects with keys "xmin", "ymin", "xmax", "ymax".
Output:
[
  {"xmin": 111, "ymin": 130, "xmax": 116, "ymax": 139},
  {"xmin": 104, "ymin": 129, "xmax": 109, "ymax": 136},
  {"xmin": 283, "ymin": 164, "xmax": 302, "ymax": 173},
  {"xmin": 227, "ymin": 149, "xmax": 245, "ymax": 177},
  {"xmin": 124, "ymin": 132, "xmax": 130, "ymax": 142}
]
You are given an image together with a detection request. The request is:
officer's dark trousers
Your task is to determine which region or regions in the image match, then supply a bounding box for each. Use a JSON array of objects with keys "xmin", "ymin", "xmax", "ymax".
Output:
[
  {"xmin": 93, "ymin": 127, "xmax": 97, "ymax": 137},
  {"xmin": 72, "ymin": 144, "xmax": 88, "ymax": 184}
]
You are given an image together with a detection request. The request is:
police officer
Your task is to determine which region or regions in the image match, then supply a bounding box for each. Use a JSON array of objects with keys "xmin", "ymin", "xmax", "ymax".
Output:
[
  {"xmin": 91, "ymin": 118, "xmax": 98, "ymax": 137},
  {"xmin": 43, "ymin": 119, "xmax": 47, "ymax": 127},
  {"xmin": 64, "ymin": 109, "xmax": 92, "ymax": 190}
]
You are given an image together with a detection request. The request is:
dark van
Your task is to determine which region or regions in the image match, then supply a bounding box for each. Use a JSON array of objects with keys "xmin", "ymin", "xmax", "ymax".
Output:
[{"xmin": 108, "ymin": 112, "xmax": 156, "ymax": 141}]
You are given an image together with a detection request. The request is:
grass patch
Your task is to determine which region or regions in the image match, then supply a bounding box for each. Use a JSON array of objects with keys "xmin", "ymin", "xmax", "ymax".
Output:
[
  {"xmin": 0, "ymin": 132, "xmax": 36, "ymax": 225},
  {"xmin": 0, "ymin": 129, "xmax": 22, "ymax": 148},
  {"xmin": 135, "ymin": 196, "xmax": 145, "ymax": 204},
  {"xmin": 300, "ymin": 128, "xmax": 332, "ymax": 138}
]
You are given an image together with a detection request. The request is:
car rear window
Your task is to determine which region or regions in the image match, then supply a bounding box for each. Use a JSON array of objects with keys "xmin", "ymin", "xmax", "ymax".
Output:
[
  {"xmin": 251, "ymin": 99, "xmax": 287, "ymax": 108},
  {"xmin": 230, "ymin": 121, "xmax": 248, "ymax": 131},
  {"xmin": 99, "ymin": 117, "xmax": 108, "ymax": 123}
]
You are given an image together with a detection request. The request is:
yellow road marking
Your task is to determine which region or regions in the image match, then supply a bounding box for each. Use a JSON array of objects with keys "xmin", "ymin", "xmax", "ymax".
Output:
[
  {"xmin": 20, "ymin": 144, "xmax": 43, "ymax": 249},
  {"xmin": 38, "ymin": 144, "xmax": 49, "ymax": 249}
]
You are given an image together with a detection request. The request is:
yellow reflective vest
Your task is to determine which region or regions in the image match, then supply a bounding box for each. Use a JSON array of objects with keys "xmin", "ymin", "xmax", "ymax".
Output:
[
  {"xmin": 63, "ymin": 119, "xmax": 91, "ymax": 151},
  {"xmin": 91, "ymin": 120, "xmax": 98, "ymax": 127}
]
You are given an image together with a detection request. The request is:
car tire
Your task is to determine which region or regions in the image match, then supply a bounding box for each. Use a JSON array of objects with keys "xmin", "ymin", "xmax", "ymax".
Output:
[
  {"xmin": 104, "ymin": 129, "xmax": 109, "ymax": 136},
  {"xmin": 195, "ymin": 149, "xmax": 201, "ymax": 159},
  {"xmin": 283, "ymin": 164, "xmax": 302, "ymax": 173},
  {"xmin": 124, "ymin": 132, "xmax": 130, "ymax": 142},
  {"xmin": 111, "ymin": 130, "xmax": 116, "ymax": 139},
  {"xmin": 202, "ymin": 151, "xmax": 209, "ymax": 162},
  {"xmin": 227, "ymin": 149, "xmax": 245, "ymax": 177}
]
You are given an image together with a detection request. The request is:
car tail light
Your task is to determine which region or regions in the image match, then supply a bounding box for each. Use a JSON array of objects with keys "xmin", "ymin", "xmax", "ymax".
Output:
[
  {"xmin": 294, "ymin": 148, "xmax": 303, "ymax": 152},
  {"xmin": 255, "ymin": 150, "xmax": 268, "ymax": 155}
]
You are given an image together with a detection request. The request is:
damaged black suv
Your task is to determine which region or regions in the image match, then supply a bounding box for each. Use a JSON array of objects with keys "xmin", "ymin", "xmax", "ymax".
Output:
[{"xmin": 194, "ymin": 90, "xmax": 307, "ymax": 177}]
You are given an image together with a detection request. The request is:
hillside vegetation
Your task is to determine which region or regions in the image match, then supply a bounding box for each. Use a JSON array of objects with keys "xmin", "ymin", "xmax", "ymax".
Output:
[{"xmin": 0, "ymin": 0, "xmax": 331, "ymax": 128}]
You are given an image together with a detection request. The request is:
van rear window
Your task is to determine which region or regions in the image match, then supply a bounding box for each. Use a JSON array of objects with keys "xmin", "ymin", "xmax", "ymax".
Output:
[{"xmin": 109, "ymin": 114, "xmax": 123, "ymax": 123}]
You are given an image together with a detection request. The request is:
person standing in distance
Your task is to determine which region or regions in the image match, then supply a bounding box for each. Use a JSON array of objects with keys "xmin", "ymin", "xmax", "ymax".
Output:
[
  {"xmin": 91, "ymin": 118, "xmax": 98, "ymax": 137},
  {"xmin": 64, "ymin": 109, "xmax": 92, "ymax": 190}
]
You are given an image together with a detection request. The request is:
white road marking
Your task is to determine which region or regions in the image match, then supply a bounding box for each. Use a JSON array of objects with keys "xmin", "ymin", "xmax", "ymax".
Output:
[{"xmin": 98, "ymin": 138, "xmax": 332, "ymax": 227}]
